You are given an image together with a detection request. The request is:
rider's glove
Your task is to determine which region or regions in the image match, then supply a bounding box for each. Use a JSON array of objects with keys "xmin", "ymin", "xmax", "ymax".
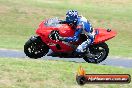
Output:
[{"xmin": 58, "ymin": 36, "xmax": 65, "ymax": 41}]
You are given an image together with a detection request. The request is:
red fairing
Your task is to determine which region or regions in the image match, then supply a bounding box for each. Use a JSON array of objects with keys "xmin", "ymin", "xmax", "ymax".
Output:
[
  {"xmin": 36, "ymin": 19, "xmax": 116, "ymax": 52},
  {"xmin": 36, "ymin": 20, "xmax": 75, "ymax": 52},
  {"xmin": 94, "ymin": 28, "xmax": 117, "ymax": 44}
]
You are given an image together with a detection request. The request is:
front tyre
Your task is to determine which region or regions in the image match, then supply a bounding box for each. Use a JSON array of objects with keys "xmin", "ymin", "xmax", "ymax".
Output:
[
  {"xmin": 83, "ymin": 43, "xmax": 109, "ymax": 64},
  {"xmin": 24, "ymin": 36, "xmax": 49, "ymax": 59}
]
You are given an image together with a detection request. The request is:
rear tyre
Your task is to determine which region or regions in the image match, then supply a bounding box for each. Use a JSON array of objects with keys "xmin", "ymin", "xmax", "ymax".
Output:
[
  {"xmin": 83, "ymin": 43, "xmax": 109, "ymax": 64},
  {"xmin": 24, "ymin": 36, "xmax": 49, "ymax": 59}
]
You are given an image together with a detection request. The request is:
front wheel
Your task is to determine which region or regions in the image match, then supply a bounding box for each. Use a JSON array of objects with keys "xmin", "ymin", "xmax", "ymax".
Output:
[
  {"xmin": 24, "ymin": 36, "xmax": 49, "ymax": 59},
  {"xmin": 83, "ymin": 43, "xmax": 109, "ymax": 64}
]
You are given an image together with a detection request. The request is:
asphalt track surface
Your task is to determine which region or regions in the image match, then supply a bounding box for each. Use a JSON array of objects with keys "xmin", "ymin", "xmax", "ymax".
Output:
[{"xmin": 0, "ymin": 49, "xmax": 132, "ymax": 68}]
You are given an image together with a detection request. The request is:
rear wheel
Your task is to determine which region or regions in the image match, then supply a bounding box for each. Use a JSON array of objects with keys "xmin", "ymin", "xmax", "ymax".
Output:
[
  {"xmin": 83, "ymin": 43, "xmax": 109, "ymax": 63},
  {"xmin": 24, "ymin": 36, "xmax": 49, "ymax": 59}
]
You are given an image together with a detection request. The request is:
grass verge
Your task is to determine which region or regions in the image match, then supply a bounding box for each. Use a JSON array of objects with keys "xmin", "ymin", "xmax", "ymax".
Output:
[{"xmin": 0, "ymin": 58, "xmax": 131, "ymax": 88}]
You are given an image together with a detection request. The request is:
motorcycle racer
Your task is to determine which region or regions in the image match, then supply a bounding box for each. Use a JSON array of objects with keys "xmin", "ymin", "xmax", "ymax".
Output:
[
  {"xmin": 58, "ymin": 10, "xmax": 95, "ymax": 54},
  {"xmin": 24, "ymin": 9, "xmax": 116, "ymax": 63}
]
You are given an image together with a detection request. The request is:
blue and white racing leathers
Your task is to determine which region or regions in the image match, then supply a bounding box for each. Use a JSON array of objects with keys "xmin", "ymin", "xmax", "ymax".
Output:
[{"xmin": 63, "ymin": 16, "xmax": 95, "ymax": 53}]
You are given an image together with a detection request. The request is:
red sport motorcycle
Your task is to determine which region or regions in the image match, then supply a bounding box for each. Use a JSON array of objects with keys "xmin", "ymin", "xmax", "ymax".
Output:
[{"xmin": 24, "ymin": 18, "xmax": 116, "ymax": 63}]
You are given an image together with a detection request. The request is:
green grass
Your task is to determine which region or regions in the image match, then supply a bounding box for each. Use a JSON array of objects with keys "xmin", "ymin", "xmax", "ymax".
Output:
[
  {"xmin": 0, "ymin": 0, "xmax": 132, "ymax": 57},
  {"xmin": 0, "ymin": 58, "xmax": 131, "ymax": 88}
]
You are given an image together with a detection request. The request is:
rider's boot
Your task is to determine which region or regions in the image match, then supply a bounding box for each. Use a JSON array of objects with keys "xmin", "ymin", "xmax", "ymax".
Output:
[{"xmin": 85, "ymin": 48, "xmax": 95, "ymax": 58}]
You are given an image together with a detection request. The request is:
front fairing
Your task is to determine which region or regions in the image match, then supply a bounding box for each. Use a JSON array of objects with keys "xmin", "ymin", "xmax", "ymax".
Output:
[
  {"xmin": 36, "ymin": 18, "xmax": 75, "ymax": 37},
  {"xmin": 35, "ymin": 18, "xmax": 76, "ymax": 52}
]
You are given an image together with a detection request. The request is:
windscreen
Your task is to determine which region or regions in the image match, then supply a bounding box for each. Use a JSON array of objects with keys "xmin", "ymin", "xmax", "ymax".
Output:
[{"xmin": 44, "ymin": 17, "xmax": 61, "ymax": 27}]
